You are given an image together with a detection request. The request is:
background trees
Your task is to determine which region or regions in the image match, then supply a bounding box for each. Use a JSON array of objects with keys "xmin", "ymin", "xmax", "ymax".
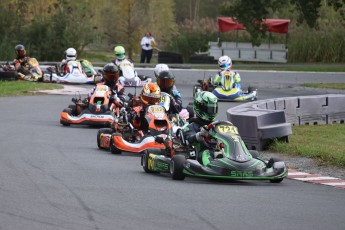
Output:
[{"xmin": 0, "ymin": 0, "xmax": 344, "ymax": 63}]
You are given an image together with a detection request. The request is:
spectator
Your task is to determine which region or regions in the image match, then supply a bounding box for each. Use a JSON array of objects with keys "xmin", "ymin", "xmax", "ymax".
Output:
[{"xmin": 140, "ymin": 32, "xmax": 156, "ymax": 63}]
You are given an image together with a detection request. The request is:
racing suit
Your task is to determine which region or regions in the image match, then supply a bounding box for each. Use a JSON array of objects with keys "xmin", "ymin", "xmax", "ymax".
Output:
[
  {"xmin": 213, "ymin": 70, "xmax": 241, "ymax": 89},
  {"xmin": 182, "ymin": 117, "xmax": 216, "ymax": 166},
  {"xmin": 13, "ymin": 57, "xmax": 31, "ymax": 76},
  {"xmin": 159, "ymin": 86, "xmax": 183, "ymax": 113}
]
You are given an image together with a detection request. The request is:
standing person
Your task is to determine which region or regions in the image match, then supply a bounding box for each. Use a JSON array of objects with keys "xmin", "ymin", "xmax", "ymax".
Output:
[{"xmin": 140, "ymin": 32, "xmax": 156, "ymax": 63}]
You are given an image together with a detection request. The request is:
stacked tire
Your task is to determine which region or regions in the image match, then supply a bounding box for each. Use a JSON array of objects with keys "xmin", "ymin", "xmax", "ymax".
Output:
[
  {"xmin": 0, "ymin": 71, "xmax": 17, "ymax": 81},
  {"xmin": 189, "ymin": 55, "xmax": 215, "ymax": 64},
  {"xmin": 158, "ymin": 52, "xmax": 183, "ymax": 64}
]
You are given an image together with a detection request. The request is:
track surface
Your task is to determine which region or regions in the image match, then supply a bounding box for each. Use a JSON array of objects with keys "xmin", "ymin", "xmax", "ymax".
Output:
[{"xmin": 0, "ymin": 69, "xmax": 344, "ymax": 230}]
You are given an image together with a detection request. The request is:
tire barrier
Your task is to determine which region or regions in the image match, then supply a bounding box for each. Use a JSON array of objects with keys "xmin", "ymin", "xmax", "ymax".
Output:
[
  {"xmin": 189, "ymin": 55, "xmax": 215, "ymax": 64},
  {"xmin": 158, "ymin": 52, "xmax": 183, "ymax": 64},
  {"xmin": 226, "ymin": 94, "xmax": 345, "ymax": 150},
  {"xmin": 0, "ymin": 71, "xmax": 17, "ymax": 81}
]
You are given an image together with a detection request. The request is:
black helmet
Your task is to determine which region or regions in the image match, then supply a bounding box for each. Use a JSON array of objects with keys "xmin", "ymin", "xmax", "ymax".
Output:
[
  {"xmin": 102, "ymin": 63, "xmax": 119, "ymax": 84},
  {"xmin": 15, "ymin": 44, "xmax": 26, "ymax": 58},
  {"xmin": 156, "ymin": 70, "xmax": 175, "ymax": 93}
]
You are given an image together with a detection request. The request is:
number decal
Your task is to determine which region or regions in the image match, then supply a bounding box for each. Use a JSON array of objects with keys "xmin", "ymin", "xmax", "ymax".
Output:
[{"xmin": 216, "ymin": 125, "xmax": 238, "ymax": 135}]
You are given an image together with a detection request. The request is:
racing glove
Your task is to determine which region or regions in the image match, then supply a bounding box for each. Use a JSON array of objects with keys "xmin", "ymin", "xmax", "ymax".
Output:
[{"xmin": 196, "ymin": 126, "xmax": 209, "ymax": 142}]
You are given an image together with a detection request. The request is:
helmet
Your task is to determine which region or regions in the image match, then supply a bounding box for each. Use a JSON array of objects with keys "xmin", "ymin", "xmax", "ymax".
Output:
[
  {"xmin": 15, "ymin": 44, "xmax": 26, "ymax": 58},
  {"xmin": 193, "ymin": 91, "xmax": 218, "ymax": 122},
  {"xmin": 140, "ymin": 83, "xmax": 161, "ymax": 107},
  {"xmin": 154, "ymin": 64, "xmax": 170, "ymax": 77},
  {"xmin": 102, "ymin": 63, "xmax": 119, "ymax": 84},
  {"xmin": 114, "ymin": 45, "xmax": 126, "ymax": 60},
  {"xmin": 65, "ymin": 48, "xmax": 77, "ymax": 61},
  {"xmin": 156, "ymin": 70, "xmax": 175, "ymax": 93},
  {"xmin": 218, "ymin": 55, "xmax": 232, "ymax": 71}
]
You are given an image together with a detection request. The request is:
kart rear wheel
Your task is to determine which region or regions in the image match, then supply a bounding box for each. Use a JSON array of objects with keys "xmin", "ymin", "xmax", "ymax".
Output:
[
  {"xmin": 109, "ymin": 134, "xmax": 122, "ymax": 154},
  {"xmin": 170, "ymin": 155, "xmax": 186, "ymax": 180},
  {"xmin": 97, "ymin": 128, "xmax": 112, "ymax": 149},
  {"xmin": 267, "ymin": 157, "xmax": 284, "ymax": 183}
]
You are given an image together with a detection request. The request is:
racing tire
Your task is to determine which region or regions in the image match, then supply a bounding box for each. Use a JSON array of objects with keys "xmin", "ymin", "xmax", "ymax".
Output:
[
  {"xmin": 267, "ymin": 157, "xmax": 284, "ymax": 183},
  {"xmin": 109, "ymin": 134, "xmax": 122, "ymax": 154},
  {"xmin": 138, "ymin": 75, "xmax": 148, "ymax": 81},
  {"xmin": 142, "ymin": 151, "xmax": 152, "ymax": 173},
  {"xmin": 170, "ymin": 155, "xmax": 186, "ymax": 180},
  {"xmin": 97, "ymin": 128, "xmax": 113, "ymax": 149}
]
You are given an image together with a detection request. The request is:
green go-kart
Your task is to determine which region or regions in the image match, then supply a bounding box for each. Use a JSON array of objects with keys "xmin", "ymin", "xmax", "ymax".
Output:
[{"xmin": 141, "ymin": 120, "xmax": 288, "ymax": 183}]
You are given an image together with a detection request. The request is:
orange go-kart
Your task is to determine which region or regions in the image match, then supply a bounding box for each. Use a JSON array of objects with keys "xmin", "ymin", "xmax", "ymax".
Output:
[
  {"xmin": 97, "ymin": 102, "xmax": 173, "ymax": 155},
  {"xmin": 60, "ymin": 84, "xmax": 115, "ymax": 126}
]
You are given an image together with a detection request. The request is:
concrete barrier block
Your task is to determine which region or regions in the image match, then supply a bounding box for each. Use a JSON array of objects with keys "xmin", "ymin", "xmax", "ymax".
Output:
[
  {"xmin": 326, "ymin": 94, "xmax": 345, "ymax": 114},
  {"xmin": 296, "ymin": 95, "xmax": 327, "ymax": 115}
]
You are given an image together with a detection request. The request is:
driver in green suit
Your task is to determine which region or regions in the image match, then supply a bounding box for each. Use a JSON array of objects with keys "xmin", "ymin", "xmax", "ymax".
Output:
[{"xmin": 182, "ymin": 91, "xmax": 220, "ymax": 166}]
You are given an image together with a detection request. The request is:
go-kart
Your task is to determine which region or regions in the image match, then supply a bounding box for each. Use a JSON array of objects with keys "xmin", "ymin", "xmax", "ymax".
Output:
[
  {"xmin": 194, "ymin": 71, "xmax": 257, "ymax": 101},
  {"xmin": 141, "ymin": 120, "xmax": 288, "ymax": 183},
  {"xmin": 60, "ymin": 84, "xmax": 115, "ymax": 126},
  {"xmin": 97, "ymin": 102, "xmax": 173, "ymax": 155},
  {"xmin": 118, "ymin": 59, "xmax": 151, "ymax": 86},
  {"xmin": 43, "ymin": 59, "xmax": 102, "ymax": 84},
  {"xmin": 16, "ymin": 57, "xmax": 43, "ymax": 82}
]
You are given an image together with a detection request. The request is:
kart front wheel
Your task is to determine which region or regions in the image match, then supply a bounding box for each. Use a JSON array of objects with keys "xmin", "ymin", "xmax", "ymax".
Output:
[
  {"xmin": 270, "ymin": 178, "xmax": 284, "ymax": 183},
  {"xmin": 142, "ymin": 151, "xmax": 152, "ymax": 173},
  {"xmin": 109, "ymin": 134, "xmax": 122, "ymax": 154},
  {"xmin": 97, "ymin": 128, "xmax": 112, "ymax": 149},
  {"xmin": 170, "ymin": 155, "xmax": 186, "ymax": 180}
]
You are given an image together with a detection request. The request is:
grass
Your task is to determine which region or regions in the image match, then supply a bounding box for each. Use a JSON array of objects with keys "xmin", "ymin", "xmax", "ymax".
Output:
[
  {"xmin": 268, "ymin": 124, "xmax": 345, "ymax": 167},
  {"xmin": 0, "ymin": 81, "xmax": 63, "ymax": 97}
]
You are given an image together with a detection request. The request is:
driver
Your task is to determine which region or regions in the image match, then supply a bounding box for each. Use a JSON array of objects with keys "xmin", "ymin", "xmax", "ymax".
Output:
[
  {"xmin": 60, "ymin": 47, "xmax": 78, "ymax": 75},
  {"xmin": 13, "ymin": 44, "xmax": 31, "ymax": 77},
  {"xmin": 182, "ymin": 91, "xmax": 219, "ymax": 166},
  {"xmin": 155, "ymin": 69, "xmax": 182, "ymax": 113},
  {"xmin": 213, "ymin": 55, "xmax": 241, "ymax": 89},
  {"xmin": 131, "ymin": 82, "xmax": 161, "ymax": 134},
  {"xmin": 88, "ymin": 63, "xmax": 126, "ymax": 108}
]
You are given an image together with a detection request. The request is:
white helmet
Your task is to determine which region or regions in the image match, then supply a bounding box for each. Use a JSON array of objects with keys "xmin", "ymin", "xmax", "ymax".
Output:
[
  {"xmin": 65, "ymin": 48, "xmax": 77, "ymax": 61},
  {"xmin": 218, "ymin": 55, "xmax": 232, "ymax": 71},
  {"xmin": 154, "ymin": 64, "xmax": 170, "ymax": 77}
]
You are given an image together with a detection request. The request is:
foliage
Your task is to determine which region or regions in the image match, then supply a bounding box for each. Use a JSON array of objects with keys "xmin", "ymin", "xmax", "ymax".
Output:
[{"xmin": 165, "ymin": 18, "xmax": 218, "ymax": 61}]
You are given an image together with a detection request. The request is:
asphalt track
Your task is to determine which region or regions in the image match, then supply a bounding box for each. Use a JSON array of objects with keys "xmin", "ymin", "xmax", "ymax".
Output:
[{"xmin": 0, "ymin": 69, "xmax": 344, "ymax": 230}]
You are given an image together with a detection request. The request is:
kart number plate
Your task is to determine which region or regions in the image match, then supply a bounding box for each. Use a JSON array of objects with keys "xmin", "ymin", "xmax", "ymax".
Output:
[
  {"xmin": 216, "ymin": 125, "xmax": 238, "ymax": 135},
  {"xmin": 148, "ymin": 105, "xmax": 164, "ymax": 113},
  {"xmin": 96, "ymin": 85, "xmax": 108, "ymax": 92}
]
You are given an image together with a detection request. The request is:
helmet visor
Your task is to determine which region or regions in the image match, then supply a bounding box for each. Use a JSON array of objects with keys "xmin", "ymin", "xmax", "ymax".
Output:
[
  {"xmin": 104, "ymin": 73, "xmax": 119, "ymax": 82},
  {"xmin": 157, "ymin": 78, "xmax": 174, "ymax": 88},
  {"xmin": 219, "ymin": 63, "xmax": 231, "ymax": 70},
  {"xmin": 17, "ymin": 50, "xmax": 26, "ymax": 56},
  {"xmin": 142, "ymin": 93, "xmax": 161, "ymax": 105},
  {"xmin": 199, "ymin": 102, "xmax": 218, "ymax": 115},
  {"xmin": 116, "ymin": 53, "xmax": 125, "ymax": 60}
]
